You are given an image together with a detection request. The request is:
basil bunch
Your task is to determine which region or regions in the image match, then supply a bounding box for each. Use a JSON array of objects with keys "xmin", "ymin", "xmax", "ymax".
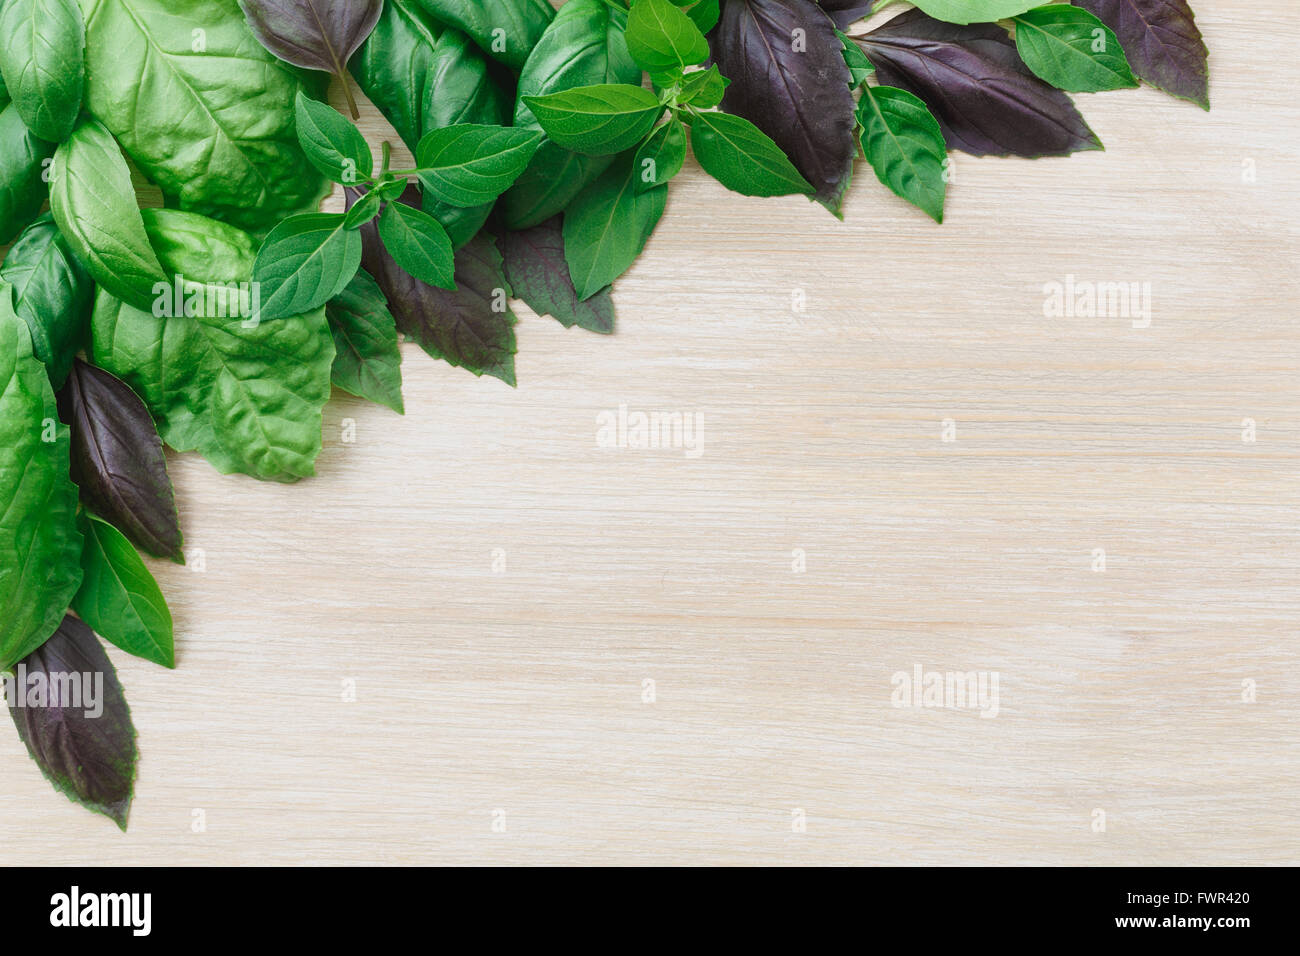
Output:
[{"xmin": 0, "ymin": 0, "xmax": 1211, "ymax": 828}]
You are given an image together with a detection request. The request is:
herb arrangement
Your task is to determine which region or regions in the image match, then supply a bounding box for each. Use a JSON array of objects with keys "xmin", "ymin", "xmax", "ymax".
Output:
[{"xmin": 0, "ymin": 0, "xmax": 1209, "ymax": 827}]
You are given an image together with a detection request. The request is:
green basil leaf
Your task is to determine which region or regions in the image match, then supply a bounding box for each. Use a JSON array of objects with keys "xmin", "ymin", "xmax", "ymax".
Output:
[
  {"xmin": 49, "ymin": 118, "xmax": 167, "ymax": 314},
  {"xmin": 626, "ymin": 0, "xmax": 710, "ymax": 79},
  {"xmin": 80, "ymin": 0, "xmax": 328, "ymax": 230},
  {"xmin": 501, "ymin": 216, "xmax": 614, "ymax": 334},
  {"xmin": 633, "ymin": 117, "xmax": 687, "ymax": 191},
  {"xmin": 0, "ymin": 0, "xmax": 85, "ymax": 143},
  {"xmin": 671, "ymin": 0, "xmax": 719, "ymax": 34},
  {"xmin": 92, "ymin": 210, "xmax": 335, "ymax": 483},
  {"xmin": 377, "ymin": 201, "xmax": 455, "ymax": 290},
  {"xmin": 414, "ymin": 124, "xmax": 544, "ymax": 208},
  {"xmin": 0, "ymin": 102, "xmax": 55, "ymax": 245},
  {"xmin": 414, "ymin": 0, "xmax": 554, "ymax": 69},
  {"xmin": 7, "ymin": 615, "xmax": 137, "ymax": 830},
  {"xmin": 0, "ymin": 213, "xmax": 94, "ymax": 389},
  {"xmin": 837, "ymin": 28, "xmax": 876, "ymax": 89},
  {"xmin": 687, "ymin": 110, "xmax": 814, "ymax": 197},
  {"xmin": 563, "ymin": 152, "xmax": 667, "ymax": 300},
  {"xmin": 678, "ymin": 65, "xmax": 728, "ymax": 109},
  {"xmin": 326, "ymin": 270, "xmax": 405, "ymax": 414},
  {"xmin": 73, "ymin": 514, "xmax": 174, "ymax": 669},
  {"xmin": 523, "ymin": 84, "xmax": 664, "ymax": 156},
  {"xmin": 423, "ymin": 197, "xmax": 493, "ymax": 251},
  {"xmin": 57, "ymin": 358, "xmax": 184, "ymax": 564},
  {"xmin": 294, "ymin": 91, "xmax": 374, "ymax": 185},
  {"xmin": 857, "ymin": 85, "xmax": 948, "ymax": 223},
  {"xmin": 253, "ymin": 213, "xmax": 363, "ymax": 320},
  {"xmin": 351, "ymin": 5, "xmax": 510, "ymax": 153},
  {"xmin": 910, "ymin": 0, "xmax": 1039, "ymax": 24},
  {"xmin": 1013, "ymin": 6, "xmax": 1138, "ymax": 93},
  {"xmin": 504, "ymin": 0, "xmax": 641, "ymax": 229},
  {"xmin": 342, "ymin": 186, "xmax": 383, "ymax": 229},
  {"xmin": 0, "ymin": 283, "xmax": 83, "ymax": 671}
]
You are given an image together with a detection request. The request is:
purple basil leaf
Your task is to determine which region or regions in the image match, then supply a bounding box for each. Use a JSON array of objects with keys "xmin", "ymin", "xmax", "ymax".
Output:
[
  {"xmin": 858, "ymin": 8, "xmax": 1101, "ymax": 158},
  {"xmin": 501, "ymin": 217, "xmax": 614, "ymax": 335},
  {"xmin": 7, "ymin": 615, "xmax": 138, "ymax": 830},
  {"xmin": 57, "ymin": 359, "xmax": 184, "ymax": 564},
  {"xmin": 347, "ymin": 186, "xmax": 518, "ymax": 386},
  {"xmin": 238, "ymin": 0, "xmax": 383, "ymax": 117},
  {"xmin": 817, "ymin": 0, "xmax": 874, "ymax": 30},
  {"xmin": 1074, "ymin": 0, "xmax": 1209, "ymax": 110},
  {"xmin": 710, "ymin": 0, "xmax": 858, "ymax": 214}
]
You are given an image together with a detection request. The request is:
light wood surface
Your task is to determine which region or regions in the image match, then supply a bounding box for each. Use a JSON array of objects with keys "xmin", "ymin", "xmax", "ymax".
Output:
[{"xmin": 3, "ymin": 0, "xmax": 1298, "ymax": 865}]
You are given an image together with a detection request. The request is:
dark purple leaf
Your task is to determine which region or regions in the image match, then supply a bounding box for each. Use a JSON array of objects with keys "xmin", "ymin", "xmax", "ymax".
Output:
[
  {"xmin": 238, "ymin": 0, "xmax": 383, "ymax": 117},
  {"xmin": 817, "ymin": 0, "xmax": 874, "ymax": 30},
  {"xmin": 501, "ymin": 217, "xmax": 614, "ymax": 335},
  {"xmin": 347, "ymin": 186, "xmax": 518, "ymax": 386},
  {"xmin": 57, "ymin": 360, "xmax": 184, "ymax": 564},
  {"xmin": 858, "ymin": 8, "xmax": 1102, "ymax": 158},
  {"xmin": 7, "ymin": 615, "xmax": 137, "ymax": 830},
  {"xmin": 710, "ymin": 0, "xmax": 858, "ymax": 214},
  {"xmin": 1074, "ymin": 0, "xmax": 1209, "ymax": 109}
]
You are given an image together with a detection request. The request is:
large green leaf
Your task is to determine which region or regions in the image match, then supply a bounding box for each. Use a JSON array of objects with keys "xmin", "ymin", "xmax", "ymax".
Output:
[
  {"xmin": 0, "ymin": 282, "xmax": 83, "ymax": 671},
  {"xmin": 0, "ymin": 0, "xmax": 85, "ymax": 143},
  {"xmin": 688, "ymin": 109, "xmax": 814, "ymax": 197},
  {"xmin": 0, "ymin": 213, "xmax": 94, "ymax": 389},
  {"xmin": 77, "ymin": 0, "xmax": 328, "ymax": 230},
  {"xmin": 351, "ymin": 3, "xmax": 509, "ymax": 153},
  {"xmin": 856, "ymin": 84, "xmax": 948, "ymax": 223},
  {"xmin": 910, "ymin": 0, "xmax": 1039, "ymax": 23},
  {"xmin": 90, "ymin": 209, "xmax": 335, "ymax": 483},
  {"xmin": 504, "ymin": 0, "xmax": 641, "ymax": 229},
  {"xmin": 1013, "ymin": 5, "xmax": 1137, "ymax": 94},
  {"xmin": 414, "ymin": 0, "xmax": 554, "ymax": 69},
  {"xmin": 73, "ymin": 514, "xmax": 174, "ymax": 668},
  {"xmin": 0, "ymin": 102, "xmax": 55, "ymax": 245},
  {"xmin": 49, "ymin": 117, "xmax": 167, "ymax": 312},
  {"xmin": 562, "ymin": 152, "xmax": 667, "ymax": 301}
]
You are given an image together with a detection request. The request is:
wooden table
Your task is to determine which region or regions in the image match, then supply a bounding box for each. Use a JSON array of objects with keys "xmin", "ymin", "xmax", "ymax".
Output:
[{"xmin": 2, "ymin": 0, "xmax": 1296, "ymax": 865}]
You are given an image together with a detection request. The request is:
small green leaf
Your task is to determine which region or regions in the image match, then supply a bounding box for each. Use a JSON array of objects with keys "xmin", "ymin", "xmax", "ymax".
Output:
[
  {"xmin": 563, "ymin": 152, "xmax": 667, "ymax": 300},
  {"xmin": 678, "ymin": 65, "xmax": 728, "ymax": 109},
  {"xmin": 837, "ymin": 29, "xmax": 875, "ymax": 89},
  {"xmin": 72, "ymin": 514, "xmax": 174, "ymax": 669},
  {"xmin": 326, "ymin": 270, "xmax": 404, "ymax": 415},
  {"xmin": 252, "ymin": 213, "xmax": 363, "ymax": 320},
  {"xmin": 377, "ymin": 201, "xmax": 455, "ymax": 290},
  {"xmin": 522, "ymin": 83, "xmax": 664, "ymax": 156},
  {"xmin": 670, "ymin": 0, "xmax": 719, "ymax": 34},
  {"xmin": 687, "ymin": 110, "xmax": 814, "ymax": 197},
  {"xmin": 626, "ymin": 0, "xmax": 711, "ymax": 78},
  {"xmin": 1013, "ymin": 6, "xmax": 1138, "ymax": 93},
  {"xmin": 634, "ymin": 118, "xmax": 687, "ymax": 191},
  {"xmin": 414, "ymin": 124, "xmax": 544, "ymax": 208},
  {"xmin": 342, "ymin": 187, "xmax": 383, "ymax": 229},
  {"xmin": 857, "ymin": 85, "xmax": 948, "ymax": 223},
  {"xmin": 294, "ymin": 92, "xmax": 374, "ymax": 185}
]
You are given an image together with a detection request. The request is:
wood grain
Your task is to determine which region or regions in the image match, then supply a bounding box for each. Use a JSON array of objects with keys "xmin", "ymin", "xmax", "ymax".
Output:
[{"xmin": 2, "ymin": 0, "xmax": 1297, "ymax": 865}]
